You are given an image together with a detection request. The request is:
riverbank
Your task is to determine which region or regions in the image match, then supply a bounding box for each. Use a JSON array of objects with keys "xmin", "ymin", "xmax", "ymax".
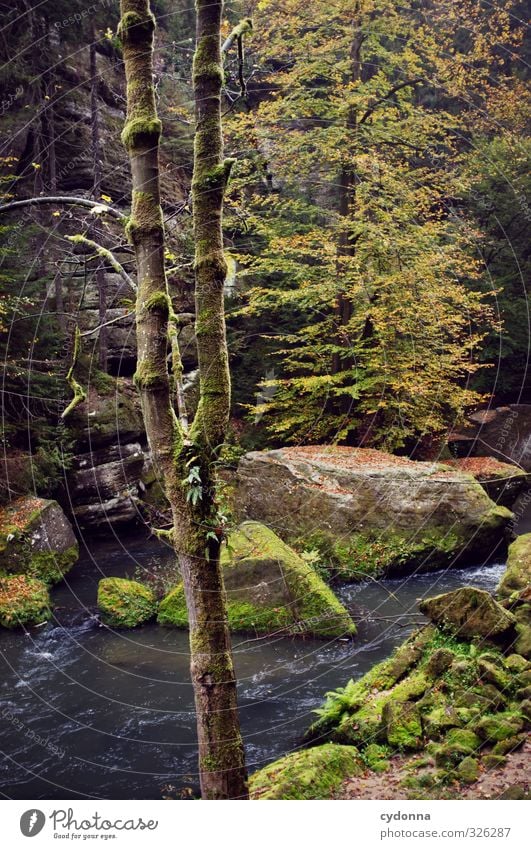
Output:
[{"xmin": 249, "ymin": 535, "xmax": 531, "ymax": 800}]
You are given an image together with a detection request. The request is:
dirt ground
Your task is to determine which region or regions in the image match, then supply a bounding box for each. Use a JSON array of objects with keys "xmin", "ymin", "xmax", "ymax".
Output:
[{"xmin": 338, "ymin": 739, "xmax": 531, "ymax": 800}]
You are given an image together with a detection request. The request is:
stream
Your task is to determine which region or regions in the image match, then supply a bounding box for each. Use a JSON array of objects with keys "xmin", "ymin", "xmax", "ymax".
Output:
[{"xmin": 0, "ymin": 533, "xmax": 508, "ymax": 799}]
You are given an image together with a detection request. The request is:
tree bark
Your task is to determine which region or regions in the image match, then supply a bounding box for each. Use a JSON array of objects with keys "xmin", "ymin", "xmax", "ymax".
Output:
[
  {"xmin": 119, "ymin": 0, "xmax": 248, "ymax": 800},
  {"xmin": 90, "ymin": 33, "xmax": 108, "ymax": 371},
  {"xmin": 331, "ymin": 5, "xmax": 363, "ymax": 375}
]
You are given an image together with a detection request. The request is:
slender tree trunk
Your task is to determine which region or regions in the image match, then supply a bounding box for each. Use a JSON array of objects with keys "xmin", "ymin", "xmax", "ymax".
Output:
[
  {"xmin": 90, "ymin": 33, "xmax": 108, "ymax": 371},
  {"xmin": 119, "ymin": 0, "xmax": 248, "ymax": 800},
  {"xmin": 331, "ymin": 6, "xmax": 363, "ymax": 375}
]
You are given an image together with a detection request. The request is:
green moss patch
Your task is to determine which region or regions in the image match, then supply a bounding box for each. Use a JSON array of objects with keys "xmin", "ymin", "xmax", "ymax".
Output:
[
  {"xmin": 98, "ymin": 578, "xmax": 157, "ymax": 628},
  {"xmin": 298, "ymin": 528, "xmax": 469, "ymax": 582},
  {"xmin": 249, "ymin": 743, "xmax": 363, "ymax": 800},
  {"xmin": 0, "ymin": 575, "xmax": 51, "ymax": 628},
  {"xmin": 159, "ymin": 522, "xmax": 356, "ymax": 638}
]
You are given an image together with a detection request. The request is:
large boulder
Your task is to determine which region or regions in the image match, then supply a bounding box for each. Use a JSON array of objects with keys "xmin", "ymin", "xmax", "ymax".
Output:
[
  {"xmin": 235, "ymin": 447, "xmax": 512, "ymax": 579},
  {"xmin": 0, "ymin": 497, "xmax": 78, "ymax": 584},
  {"xmin": 498, "ymin": 534, "xmax": 531, "ymax": 600},
  {"xmin": 158, "ymin": 521, "xmax": 356, "ymax": 638},
  {"xmin": 498, "ymin": 535, "xmax": 531, "ymax": 659},
  {"xmin": 0, "ymin": 575, "xmax": 52, "ymax": 629},
  {"xmin": 418, "ymin": 587, "xmax": 516, "ymax": 640}
]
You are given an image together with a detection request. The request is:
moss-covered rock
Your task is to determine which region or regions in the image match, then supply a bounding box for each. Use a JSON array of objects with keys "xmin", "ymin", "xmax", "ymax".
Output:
[
  {"xmin": 498, "ymin": 534, "xmax": 531, "ymax": 600},
  {"xmin": 418, "ymin": 587, "xmax": 516, "ymax": 640},
  {"xmin": 477, "ymin": 658, "xmax": 513, "ymax": 692},
  {"xmin": 457, "ymin": 755, "xmax": 479, "ymax": 784},
  {"xmin": 434, "ymin": 728, "xmax": 481, "ymax": 767},
  {"xmin": 65, "ymin": 381, "xmax": 144, "ymax": 451},
  {"xmin": 515, "ymin": 622, "xmax": 531, "ymax": 659},
  {"xmin": 382, "ymin": 700, "xmax": 423, "ymax": 750},
  {"xmin": 158, "ymin": 522, "xmax": 356, "ymax": 638},
  {"xmin": 505, "ymin": 654, "xmax": 529, "ymax": 673},
  {"xmin": 249, "ymin": 743, "xmax": 363, "ymax": 800},
  {"xmin": 491, "ymin": 733, "xmax": 527, "ymax": 755},
  {"xmin": 423, "ymin": 705, "xmax": 462, "ymax": 739},
  {"xmin": 425, "ymin": 648, "xmax": 455, "ymax": 678},
  {"xmin": 307, "ymin": 631, "xmax": 432, "ymax": 746},
  {"xmin": 447, "ymin": 457, "xmax": 528, "ymax": 507},
  {"xmin": 97, "ymin": 578, "xmax": 157, "ymax": 628},
  {"xmin": 476, "ymin": 711, "xmax": 525, "ymax": 743},
  {"xmin": 0, "ymin": 497, "xmax": 78, "ymax": 584},
  {"xmin": 483, "ymin": 753, "xmax": 507, "ymax": 770},
  {"xmin": 0, "ymin": 575, "xmax": 51, "ymax": 628}
]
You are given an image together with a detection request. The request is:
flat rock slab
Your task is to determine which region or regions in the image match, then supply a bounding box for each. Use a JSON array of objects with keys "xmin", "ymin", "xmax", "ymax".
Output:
[{"xmin": 236, "ymin": 447, "xmax": 512, "ymax": 575}]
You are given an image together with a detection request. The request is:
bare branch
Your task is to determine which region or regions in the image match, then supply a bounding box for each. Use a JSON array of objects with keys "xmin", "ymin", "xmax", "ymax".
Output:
[
  {"xmin": 66, "ymin": 234, "xmax": 137, "ymax": 291},
  {"xmin": 80, "ymin": 310, "xmax": 135, "ymax": 338},
  {"xmin": 0, "ymin": 195, "xmax": 127, "ymax": 222}
]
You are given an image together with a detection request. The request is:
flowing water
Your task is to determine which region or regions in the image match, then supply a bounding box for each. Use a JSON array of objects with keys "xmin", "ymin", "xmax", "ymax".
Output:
[{"xmin": 0, "ymin": 533, "xmax": 506, "ymax": 799}]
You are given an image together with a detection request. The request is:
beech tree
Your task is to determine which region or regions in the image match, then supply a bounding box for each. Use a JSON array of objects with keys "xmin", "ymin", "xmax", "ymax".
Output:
[
  {"xmin": 119, "ymin": 0, "xmax": 248, "ymax": 798},
  {"xmin": 225, "ymin": 0, "xmax": 522, "ymax": 452}
]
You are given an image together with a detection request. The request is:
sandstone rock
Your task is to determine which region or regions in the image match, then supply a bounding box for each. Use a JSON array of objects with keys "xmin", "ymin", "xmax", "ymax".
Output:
[
  {"xmin": 0, "ymin": 575, "xmax": 52, "ymax": 629},
  {"xmin": 418, "ymin": 587, "xmax": 516, "ymax": 639},
  {"xmin": 80, "ymin": 309, "xmax": 137, "ymax": 375},
  {"xmin": 72, "ymin": 492, "xmax": 140, "ymax": 530},
  {"xmin": 434, "ymin": 729, "xmax": 481, "ymax": 767},
  {"xmin": 158, "ymin": 521, "xmax": 356, "ymax": 638},
  {"xmin": 457, "ymin": 756, "xmax": 479, "ymax": 784},
  {"xmin": 65, "ymin": 380, "xmax": 144, "ymax": 451},
  {"xmin": 446, "ymin": 456, "xmax": 529, "ymax": 507},
  {"xmin": 425, "ymin": 648, "xmax": 455, "ymax": 678},
  {"xmin": 236, "ymin": 447, "xmax": 512, "ymax": 579},
  {"xmin": 477, "ymin": 658, "xmax": 512, "ymax": 692},
  {"xmin": 498, "ymin": 534, "xmax": 531, "ymax": 600},
  {"xmin": 492, "ymin": 733, "xmax": 527, "ymax": 755},
  {"xmin": 476, "ymin": 711, "xmax": 524, "ymax": 743},
  {"xmin": 0, "ymin": 497, "xmax": 78, "ymax": 584},
  {"xmin": 450, "ymin": 405, "xmax": 531, "ymax": 471},
  {"xmin": 69, "ymin": 443, "xmax": 145, "ymax": 503}
]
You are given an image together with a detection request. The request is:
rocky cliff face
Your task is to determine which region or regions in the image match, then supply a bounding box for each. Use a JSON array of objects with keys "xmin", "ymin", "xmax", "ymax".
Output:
[
  {"xmin": 450, "ymin": 406, "xmax": 531, "ymax": 471},
  {"xmin": 0, "ymin": 11, "xmax": 197, "ymax": 531}
]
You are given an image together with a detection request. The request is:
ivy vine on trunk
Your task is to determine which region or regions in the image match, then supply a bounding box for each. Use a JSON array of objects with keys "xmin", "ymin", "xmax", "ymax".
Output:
[{"xmin": 119, "ymin": 0, "xmax": 248, "ymax": 799}]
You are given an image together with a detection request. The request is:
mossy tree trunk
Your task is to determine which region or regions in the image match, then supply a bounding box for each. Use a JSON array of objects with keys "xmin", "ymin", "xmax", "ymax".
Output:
[
  {"xmin": 119, "ymin": 0, "xmax": 248, "ymax": 800},
  {"xmin": 332, "ymin": 3, "xmax": 363, "ymax": 376},
  {"xmin": 90, "ymin": 31, "xmax": 108, "ymax": 371}
]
